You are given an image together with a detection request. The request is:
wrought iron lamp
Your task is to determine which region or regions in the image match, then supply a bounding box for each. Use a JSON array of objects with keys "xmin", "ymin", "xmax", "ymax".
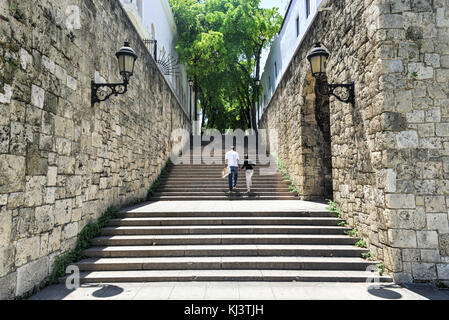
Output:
[
  {"xmin": 91, "ymin": 42, "xmax": 138, "ymax": 107},
  {"xmin": 307, "ymin": 43, "xmax": 355, "ymax": 105}
]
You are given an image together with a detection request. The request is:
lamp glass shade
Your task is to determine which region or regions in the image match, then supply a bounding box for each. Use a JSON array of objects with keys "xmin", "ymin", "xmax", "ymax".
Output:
[
  {"xmin": 310, "ymin": 54, "xmax": 327, "ymax": 76},
  {"xmin": 307, "ymin": 43, "xmax": 329, "ymax": 79},
  {"xmin": 116, "ymin": 42, "xmax": 137, "ymax": 79}
]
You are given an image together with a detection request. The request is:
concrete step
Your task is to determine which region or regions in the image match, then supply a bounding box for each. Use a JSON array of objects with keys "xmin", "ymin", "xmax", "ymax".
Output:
[
  {"xmin": 152, "ymin": 192, "xmax": 296, "ymax": 197},
  {"xmin": 155, "ymin": 187, "xmax": 293, "ymax": 192},
  {"xmin": 116, "ymin": 211, "xmax": 336, "ymax": 218},
  {"xmin": 169, "ymin": 165, "xmax": 274, "ymax": 168},
  {"xmin": 162, "ymin": 171, "xmax": 282, "ymax": 175},
  {"xmin": 83, "ymin": 244, "xmax": 368, "ymax": 258},
  {"xmin": 158, "ymin": 183, "xmax": 292, "ymax": 188},
  {"xmin": 162, "ymin": 174, "xmax": 282, "ymax": 179},
  {"xmin": 100, "ymin": 225, "xmax": 350, "ymax": 236},
  {"xmin": 156, "ymin": 187, "xmax": 292, "ymax": 192},
  {"xmin": 62, "ymin": 269, "xmax": 392, "ymax": 283},
  {"xmin": 159, "ymin": 180, "xmax": 290, "ymax": 184},
  {"xmin": 173, "ymin": 165, "xmax": 277, "ymax": 170},
  {"xmin": 91, "ymin": 234, "xmax": 359, "ymax": 246},
  {"xmin": 165, "ymin": 169, "xmax": 280, "ymax": 174},
  {"xmin": 74, "ymin": 256, "xmax": 377, "ymax": 271},
  {"xmin": 158, "ymin": 183, "xmax": 290, "ymax": 188},
  {"xmin": 160, "ymin": 177, "xmax": 286, "ymax": 181},
  {"xmin": 150, "ymin": 196, "xmax": 299, "ymax": 200},
  {"xmin": 107, "ymin": 217, "xmax": 341, "ymax": 226},
  {"xmin": 160, "ymin": 176, "xmax": 286, "ymax": 181}
]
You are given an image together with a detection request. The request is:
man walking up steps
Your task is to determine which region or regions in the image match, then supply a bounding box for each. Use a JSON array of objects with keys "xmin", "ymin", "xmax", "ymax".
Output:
[{"xmin": 225, "ymin": 146, "xmax": 240, "ymax": 193}]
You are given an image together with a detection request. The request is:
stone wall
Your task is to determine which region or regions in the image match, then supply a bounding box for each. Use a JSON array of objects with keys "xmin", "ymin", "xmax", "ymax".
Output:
[
  {"xmin": 0, "ymin": 0, "xmax": 190, "ymax": 299},
  {"xmin": 260, "ymin": 0, "xmax": 449, "ymax": 283}
]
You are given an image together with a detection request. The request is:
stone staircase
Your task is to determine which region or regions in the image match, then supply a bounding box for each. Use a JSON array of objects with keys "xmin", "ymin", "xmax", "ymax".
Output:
[
  {"xmin": 150, "ymin": 142, "xmax": 297, "ymax": 201},
  {"xmin": 67, "ymin": 207, "xmax": 391, "ymax": 283},
  {"xmin": 65, "ymin": 136, "xmax": 391, "ymax": 284}
]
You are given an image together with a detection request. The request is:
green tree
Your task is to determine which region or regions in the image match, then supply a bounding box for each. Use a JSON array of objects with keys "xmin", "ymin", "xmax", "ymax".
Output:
[{"xmin": 170, "ymin": 0, "xmax": 282, "ymax": 131}]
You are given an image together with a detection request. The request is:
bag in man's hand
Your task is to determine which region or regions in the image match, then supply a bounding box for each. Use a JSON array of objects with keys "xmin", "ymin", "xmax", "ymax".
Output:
[{"xmin": 221, "ymin": 167, "xmax": 230, "ymax": 178}]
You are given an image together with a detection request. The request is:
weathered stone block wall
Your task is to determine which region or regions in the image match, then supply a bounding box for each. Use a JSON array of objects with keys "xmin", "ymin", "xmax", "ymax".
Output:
[
  {"xmin": 0, "ymin": 0, "xmax": 190, "ymax": 298},
  {"xmin": 260, "ymin": 0, "xmax": 449, "ymax": 283},
  {"xmin": 376, "ymin": 0, "xmax": 449, "ymax": 283}
]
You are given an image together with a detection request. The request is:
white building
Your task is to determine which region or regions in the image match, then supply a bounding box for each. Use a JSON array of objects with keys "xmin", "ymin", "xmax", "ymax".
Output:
[
  {"xmin": 120, "ymin": 0, "xmax": 196, "ymax": 127},
  {"xmin": 258, "ymin": 0, "xmax": 326, "ymax": 123}
]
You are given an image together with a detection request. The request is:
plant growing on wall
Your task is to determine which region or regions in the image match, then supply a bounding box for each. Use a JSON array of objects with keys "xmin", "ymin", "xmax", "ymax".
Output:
[
  {"xmin": 49, "ymin": 206, "xmax": 119, "ymax": 284},
  {"xmin": 326, "ymin": 199, "xmax": 343, "ymax": 218},
  {"xmin": 272, "ymin": 152, "xmax": 297, "ymax": 194},
  {"xmin": 147, "ymin": 158, "xmax": 173, "ymax": 199}
]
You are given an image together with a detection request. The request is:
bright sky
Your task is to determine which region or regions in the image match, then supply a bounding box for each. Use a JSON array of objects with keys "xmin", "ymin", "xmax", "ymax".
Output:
[{"xmin": 259, "ymin": 0, "xmax": 290, "ymax": 14}]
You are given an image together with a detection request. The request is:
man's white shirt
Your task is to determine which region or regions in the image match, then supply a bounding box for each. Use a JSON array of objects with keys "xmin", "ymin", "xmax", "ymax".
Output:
[{"xmin": 225, "ymin": 150, "xmax": 239, "ymax": 168}]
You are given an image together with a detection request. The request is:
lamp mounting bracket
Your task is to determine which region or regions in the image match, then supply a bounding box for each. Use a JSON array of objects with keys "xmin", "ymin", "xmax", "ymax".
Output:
[
  {"xmin": 91, "ymin": 78, "xmax": 129, "ymax": 107},
  {"xmin": 316, "ymin": 79, "xmax": 355, "ymax": 105}
]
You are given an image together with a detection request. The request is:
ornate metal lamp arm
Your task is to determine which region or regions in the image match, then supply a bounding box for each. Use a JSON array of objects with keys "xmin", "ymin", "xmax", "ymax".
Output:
[
  {"xmin": 91, "ymin": 78, "xmax": 129, "ymax": 107},
  {"xmin": 316, "ymin": 79, "xmax": 355, "ymax": 105}
]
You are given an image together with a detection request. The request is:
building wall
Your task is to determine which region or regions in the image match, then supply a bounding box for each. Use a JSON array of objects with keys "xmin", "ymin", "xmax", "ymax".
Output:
[
  {"xmin": 0, "ymin": 0, "xmax": 190, "ymax": 299},
  {"xmin": 260, "ymin": 0, "xmax": 449, "ymax": 283},
  {"xmin": 258, "ymin": 0, "xmax": 324, "ymax": 119},
  {"xmin": 121, "ymin": 0, "xmax": 191, "ymax": 121}
]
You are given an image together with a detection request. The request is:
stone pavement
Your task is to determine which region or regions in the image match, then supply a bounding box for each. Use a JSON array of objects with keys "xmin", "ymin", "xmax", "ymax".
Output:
[{"xmin": 29, "ymin": 281, "xmax": 449, "ymax": 300}]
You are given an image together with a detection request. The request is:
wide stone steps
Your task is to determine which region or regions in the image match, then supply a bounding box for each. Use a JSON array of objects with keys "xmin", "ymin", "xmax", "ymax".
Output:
[
  {"xmin": 75, "ymin": 256, "xmax": 375, "ymax": 271},
  {"xmin": 150, "ymin": 195, "xmax": 298, "ymax": 200},
  {"xmin": 62, "ymin": 204, "xmax": 390, "ymax": 283},
  {"xmin": 151, "ymin": 144, "xmax": 294, "ymax": 200},
  {"xmin": 63, "ymin": 140, "xmax": 391, "ymax": 284},
  {"xmin": 158, "ymin": 183, "xmax": 291, "ymax": 189},
  {"xmin": 107, "ymin": 217, "xmax": 341, "ymax": 226},
  {"xmin": 164, "ymin": 170, "xmax": 278, "ymax": 175},
  {"xmin": 161, "ymin": 170, "xmax": 282, "ymax": 174},
  {"xmin": 72, "ymin": 270, "xmax": 392, "ymax": 283},
  {"xmin": 83, "ymin": 245, "xmax": 367, "ymax": 258},
  {"xmin": 156, "ymin": 187, "xmax": 292, "ymax": 192},
  {"xmin": 169, "ymin": 165, "xmax": 274, "ymax": 169},
  {"xmin": 159, "ymin": 181, "xmax": 289, "ymax": 187},
  {"xmin": 100, "ymin": 225, "xmax": 351, "ymax": 235},
  {"xmin": 160, "ymin": 177, "xmax": 286, "ymax": 182},
  {"xmin": 151, "ymin": 192, "xmax": 295, "ymax": 197},
  {"xmin": 115, "ymin": 211, "xmax": 335, "ymax": 218},
  {"xmin": 91, "ymin": 234, "xmax": 360, "ymax": 246},
  {"xmin": 160, "ymin": 178, "xmax": 289, "ymax": 186}
]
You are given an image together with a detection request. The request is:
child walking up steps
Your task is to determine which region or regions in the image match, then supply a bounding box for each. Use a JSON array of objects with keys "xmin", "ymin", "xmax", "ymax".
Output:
[{"xmin": 241, "ymin": 154, "xmax": 255, "ymax": 193}]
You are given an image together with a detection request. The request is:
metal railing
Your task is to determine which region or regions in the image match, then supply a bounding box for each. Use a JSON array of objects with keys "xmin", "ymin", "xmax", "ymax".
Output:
[{"xmin": 143, "ymin": 38, "xmax": 157, "ymax": 61}]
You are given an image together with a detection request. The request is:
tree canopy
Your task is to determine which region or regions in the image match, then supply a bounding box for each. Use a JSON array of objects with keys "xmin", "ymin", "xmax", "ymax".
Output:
[{"xmin": 170, "ymin": 0, "xmax": 283, "ymax": 132}]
